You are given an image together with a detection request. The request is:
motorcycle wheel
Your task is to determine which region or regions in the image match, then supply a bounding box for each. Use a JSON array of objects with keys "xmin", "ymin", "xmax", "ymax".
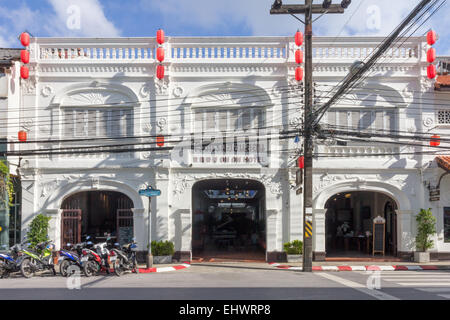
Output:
[
  {"xmin": 133, "ymin": 256, "xmax": 139, "ymax": 273},
  {"xmin": 113, "ymin": 258, "xmax": 124, "ymax": 277},
  {"xmin": 20, "ymin": 258, "xmax": 35, "ymax": 278},
  {"xmin": 59, "ymin": 259, "xmax": 71, "ymax": 277},
  {"xmin": 83, "ymin": 260, "xmax": 98, "ymax": 277}
]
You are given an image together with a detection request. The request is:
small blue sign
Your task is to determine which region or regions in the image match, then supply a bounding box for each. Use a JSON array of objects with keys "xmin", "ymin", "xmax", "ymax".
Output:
[{"xmin": 139, "ymin": 187, "xmax": 161, "ymax": 197}]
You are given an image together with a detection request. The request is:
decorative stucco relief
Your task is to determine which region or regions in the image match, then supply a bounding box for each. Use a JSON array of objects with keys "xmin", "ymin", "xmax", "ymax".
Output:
[
  {"xmin": 172, "ymin": 172, "xmax": 284, "ymax": 196},
  {"xmin": 155, "ymin": 79, "xmax": 169, "ymax": 95},
  {"xmin": 41, "ymin": 85, "xmax": 54, "ymax": 97}
]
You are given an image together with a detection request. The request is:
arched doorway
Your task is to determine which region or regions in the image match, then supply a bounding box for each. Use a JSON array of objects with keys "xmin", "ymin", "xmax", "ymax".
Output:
[
  {"xmin": 324, "ymin": 191, "xmax": 398, "ymax": 259},
  {"xmin": 61, "ymin": 191, "xmax": 134, "ymax": 248},
  {"xmin": 192, "ymin": 179, "xmax": 266, "ymax": 262}
]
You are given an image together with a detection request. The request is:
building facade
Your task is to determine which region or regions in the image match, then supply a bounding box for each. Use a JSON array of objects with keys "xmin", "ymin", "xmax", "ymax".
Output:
[{"xmin": 6, "ymin": 35, "xmax": 450, "ymax": 261}]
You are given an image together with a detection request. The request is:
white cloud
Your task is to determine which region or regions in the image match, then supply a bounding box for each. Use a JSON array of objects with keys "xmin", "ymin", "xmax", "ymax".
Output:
[
  {"xmin": 46, "ymin": 0, "xmax": 120, "ymax": 37},
  {"xmin": 0, "ymin": 0, "xmax": 120, "ymax": 48}
]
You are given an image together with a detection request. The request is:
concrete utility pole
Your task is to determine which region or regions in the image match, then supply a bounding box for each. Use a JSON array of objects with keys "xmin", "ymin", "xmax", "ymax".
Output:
[{"xmin": 270, "ymin": 0, "xmax": 350, "ymax": 272}]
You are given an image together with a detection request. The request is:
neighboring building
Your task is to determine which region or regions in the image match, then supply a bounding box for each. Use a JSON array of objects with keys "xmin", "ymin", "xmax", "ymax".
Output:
[
  {"xmin": 0, "ymin": 48, "xmax": 21, "ymax": 250},
  {"xmin": 7, "ymin": 35, "xmax": 449, "ymax": 261}
]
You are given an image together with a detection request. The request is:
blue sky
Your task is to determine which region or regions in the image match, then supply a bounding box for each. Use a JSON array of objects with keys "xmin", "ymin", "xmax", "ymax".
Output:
[{"xmin": 0, "ymin": 0, "xmax": 449, "ymax": 54}]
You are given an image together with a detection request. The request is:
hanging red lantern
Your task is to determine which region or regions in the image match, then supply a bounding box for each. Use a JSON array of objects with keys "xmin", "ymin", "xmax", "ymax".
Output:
[
  {"xmin": 427, "ymin": 30, "xmax": 437, "ymax": 46},
  {"xmin": 295, "ymin": 49, "xmax": 303, "ymax": 64},
  {"xmin": 156, "ymin": 135, "xmax": 165, "ymax": 147},
  {"xmin": 156, "ymin": 47, "xmax": 165, "ymax": 62},
  {"xmin": 430, "ymin": 134, "xmax": 440, "ymax": 147},
  {"xmin": 427, "ymin": 47, "xmax": 436, "ymax": 63},
  {"xmin": 298, "ymin": 156, "xmax": 304, "ymax": 169},
  {"xmin": 20, "ymin": 66, "xmax": 29, "ymax": 79},
  {"xmin": 427, "ymin": 64, "xmax": 436, "ymax": 79},
  {"xmin": 295, "ymin": 67, "xmax": 303, "ymax": 81},
  {"xmin": 18, "ymin": 130, "xmax": 27, "ymax": 142},
  {"xmin": 156, "ymin": 29, "xmax": 165, "ymax": 45},
  {"xmin": 295, "ymin": 30, "xmax": 303, "ymax": 47},
  {"xmin": 20, "ymin": 32, "xmax": 30, "ymax": 47},
  {"xmin": 156, "ymin": 64, "xmax": 165, "ymax": 79},
  {"xmin": 20, "ymin": 50, "xmax": 30, "ymax": 64}
]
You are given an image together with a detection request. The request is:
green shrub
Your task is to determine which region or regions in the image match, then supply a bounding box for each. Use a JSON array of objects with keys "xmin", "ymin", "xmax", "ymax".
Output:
[
  {"xmin": 151, "ymin": 240, "xmax": 175, "ymax": 256},
  {"xmin": 27, "ymin": 214, "xmax": 52, "ymax": 251},
  {"xmin": 283, "ymin": 240, "xmax": 303, "ymax": 255},
  {"xmin": 415, "ymin": 208, "xmax": 436, "ymax": 252}
]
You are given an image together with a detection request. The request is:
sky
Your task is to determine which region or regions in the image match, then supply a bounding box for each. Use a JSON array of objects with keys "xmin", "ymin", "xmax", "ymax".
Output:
[{"xmin": 0, "ymin": 0, "xmax": 449, "ymax": 55}]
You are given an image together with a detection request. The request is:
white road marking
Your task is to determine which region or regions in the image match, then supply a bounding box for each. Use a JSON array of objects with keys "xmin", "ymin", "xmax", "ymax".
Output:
[
  {"xmin": 316, "ymin": 272, "xmax": 400, "ymax": 300},
  {"xmin": 397, "ymin": 282, "xmax": 450, "ymax": 286}
]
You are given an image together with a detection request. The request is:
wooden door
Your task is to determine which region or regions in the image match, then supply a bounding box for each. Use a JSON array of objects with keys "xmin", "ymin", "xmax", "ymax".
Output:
[{"xmin": 61, "ymin": 209, "xmax": 82, "ymax": 248}]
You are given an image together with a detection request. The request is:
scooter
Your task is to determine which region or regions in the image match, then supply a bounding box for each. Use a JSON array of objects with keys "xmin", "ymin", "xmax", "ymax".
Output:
[
  {"xmin": 20, "ymin": 240, "xmax": 56, "ymax": 278},
  {"xmin": 58, "ymin": 237, "xmax": 92, "ymax": 277},
  {"xmin": 0, "ymin": 242, "xmax": 26, "ymax": 278},
  {"xmin": 82, "ymin": 237, "xmax": 113, "ymax": 277},
  {"xmin": 111, "ymin": 239, "xmax": 139, "ymax": 276}
]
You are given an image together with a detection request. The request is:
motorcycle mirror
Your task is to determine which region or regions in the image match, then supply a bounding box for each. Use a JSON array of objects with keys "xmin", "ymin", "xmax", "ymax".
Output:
[
  {"xmin": 87, "ymin": 241, "xmax": 93, "ymax": 245},
  {"xmin": 86, "ymin": 236, "xmax": 91, "ymax": 240}
]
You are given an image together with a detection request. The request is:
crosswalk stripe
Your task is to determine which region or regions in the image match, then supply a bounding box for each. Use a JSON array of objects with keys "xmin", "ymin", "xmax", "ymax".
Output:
[
  {"xmin": 384, "ymin": 279, "xmax": 450, "ymax": 281},
  {"xmin": 438, "ymin": 294, "xmax": 450, "ymax": 299},
  {"xmin": 397, "ymin": 283, "xmax": 450, "ymax": 286},
  {"xmin": 417, "ymin": 288, "xmax": 450, "ymax": 293}
]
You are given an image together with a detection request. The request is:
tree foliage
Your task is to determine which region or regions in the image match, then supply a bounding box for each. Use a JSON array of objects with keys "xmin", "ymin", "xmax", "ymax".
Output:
[
  {"xmin": 416, "ymin": 208, "xmax": 436, "ymax": 252},
  {"xmin": 27, "ymin": 214, "xmax": 52, "ymax": 249}
]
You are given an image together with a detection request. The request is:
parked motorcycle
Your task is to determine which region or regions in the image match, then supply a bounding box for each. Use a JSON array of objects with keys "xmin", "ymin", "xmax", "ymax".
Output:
[
  {"xmin": 111, "ymin": 239, "xmax": 139, "ymax": 276},
  {"xmin": 0, "ymin": 241, "xmax": 27, "ymax": 278},
  {"xmin": 58, "ymin": 236, "xmax": 92, "ymax": 277},
  {"xmin": 20, "ymin": 240, "xmax": 56, "ymax": 278},
  {"xmin": 82, "ymin": 237, "xmax": 113, "ymax": 277}
]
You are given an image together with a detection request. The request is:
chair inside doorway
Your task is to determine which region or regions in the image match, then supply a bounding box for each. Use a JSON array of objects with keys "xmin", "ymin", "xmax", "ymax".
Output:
[
  {"xmin": 324, "ymin": 191, "xmax": 398, "ymax": 260},
  {"xmin": 61, "ymin": 191, "xmax": 134, "ymax": 248}
]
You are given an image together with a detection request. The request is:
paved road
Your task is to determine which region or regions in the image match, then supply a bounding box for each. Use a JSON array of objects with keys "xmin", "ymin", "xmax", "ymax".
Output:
[{"xmin": 0, "ymin": 263, "xmax": 449, "ymax": 300}]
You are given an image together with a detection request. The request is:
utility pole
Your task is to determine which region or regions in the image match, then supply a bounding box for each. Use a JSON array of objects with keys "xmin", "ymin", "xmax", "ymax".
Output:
[{"xmin": 270, "ymin": 0, "xmax": 350, "ymax": 272}]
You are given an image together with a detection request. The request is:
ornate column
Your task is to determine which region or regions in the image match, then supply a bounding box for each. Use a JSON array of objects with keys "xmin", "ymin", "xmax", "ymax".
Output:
[
  {"xmin": 396, "ymin": 209, "xmax": 414, "ymax": 260},
  {"xmin": 312, "ymin": 208, "xmax": 326, "ymax": 261}
]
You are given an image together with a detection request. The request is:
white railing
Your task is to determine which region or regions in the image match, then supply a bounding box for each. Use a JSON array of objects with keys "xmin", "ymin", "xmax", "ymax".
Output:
[{"xmin": 33, "ymin": 36, "xmax": 423, "ymax": 63}]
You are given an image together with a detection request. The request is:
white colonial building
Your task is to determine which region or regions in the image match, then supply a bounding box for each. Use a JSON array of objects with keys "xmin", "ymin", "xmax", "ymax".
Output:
[{"xmin": 4, "ymin": 35, "xmax": 450, "ymax": 262}]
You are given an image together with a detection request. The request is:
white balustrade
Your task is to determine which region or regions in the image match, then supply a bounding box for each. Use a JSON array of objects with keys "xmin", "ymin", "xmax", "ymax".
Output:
[{"xmin": 35, "ymin": 37, "xmax": 422, "ymax": 64}]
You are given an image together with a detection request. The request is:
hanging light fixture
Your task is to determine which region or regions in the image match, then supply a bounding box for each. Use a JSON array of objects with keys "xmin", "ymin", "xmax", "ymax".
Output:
[
  {"xmin": 156, "ymin": 29, "xmax": 165, "ymax": 45},
  {"xmin": 427, "ymin": 30, "xmax": 437, "ymax": 46},
  {"xmin": 295, "ymin": 30, "xmax": 303, "ymax": 47},
  {"xmin": 19, "ymin": 32, "xmax": 30, "ymax": 47},
  {"xmin": 427, "ymin": 64, "xmax": 436, "ymax": 79},
  {"xmin": 18, "ymin": 130, "xmax": 27, "ymax": 142},
  {"xmin": 20, "ymin": 50, "xmax": 30, "ymax": 64},
  {"xmin": 427, "ymin": 47, "xmax": 436, "ymax": 63},
  {"xmin": 295, "ymin": 49, "xmax": 303, "ymax": 64},
  {"xmin": 20, "ymin": 66, "xmax": 29, "ymax": 79},
  {"xmin": 156, "ymin": 65, "xmax": 165, "ymax": 79},
  {"xmin": 430, "ymin": 134, "xmax": 440, "ymax": 147},
  {"xmin": 295, "ymin": 67, "xmax": 303, "ymax": 81}
]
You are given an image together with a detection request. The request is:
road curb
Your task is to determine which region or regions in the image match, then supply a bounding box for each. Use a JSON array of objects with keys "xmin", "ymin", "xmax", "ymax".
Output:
[
  {"xmin": 138, "ymin": 262, "xmax": 191, "ymax": 273},
  {"xmin": 268, "ymin": 263, "xmax": 450, "ymax": 271}
]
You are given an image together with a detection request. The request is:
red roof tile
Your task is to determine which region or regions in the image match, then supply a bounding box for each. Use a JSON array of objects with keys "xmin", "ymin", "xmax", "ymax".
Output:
[
  {"xmin": 435, "ymin": 75, "xmax": 450, "ymax": 90},
  {"xmin": 436, "ymin": 156, "xmax": 450, "ymax": 172}
]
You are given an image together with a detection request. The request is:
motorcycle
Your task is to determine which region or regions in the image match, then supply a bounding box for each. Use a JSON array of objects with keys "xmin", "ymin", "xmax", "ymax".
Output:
[
  {"xmin": 20, "ymin": 240, "xmax": 56, "ymax": 278},
  {"xmin": 111, "ymin": 239, "xmax": 139, "ymax": 276},
  {"xmin": 58, "ymin": 236, "xmax": 92, "ymax": 277},
  {"xmin": 82, "ymin": 237, "xmax": 113, "ymax": 277},
  {"xmin": 0, "ymin": 241, "xmax": 27, "ymax": 278}
]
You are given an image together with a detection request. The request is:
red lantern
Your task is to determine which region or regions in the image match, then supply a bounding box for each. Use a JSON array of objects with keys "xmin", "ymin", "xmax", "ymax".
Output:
[
  {"xmin": 427, "ymin": 48, "xmax": 436, "ymax": 63},
  {"xmin": 427, "ymin": 64, "xmax": 436, "ymax": 79},
  {"xmin": 156, "ymin": 47, "xmax": 165, "ymax": 62},
  {"xmin": 20, "ymin": 50, "xmax": 30, "ymax": 64},
  {"xmin": 20, "ymin": 66, "xmax": 29, "ymax": 79},
  {"xmin": 20, "ymin": 32, "xmax": 30, "ymax": 47},
  {"xmin": 295, "ymin": 49, "xmax": 303, "ymax": 64},
  {"xmin": 156, "ymin": 64, "xmax": 165, "ymax": 79},
  {"xmin": 156, "ymin": 29, "xmax": 165, "ymax": 45},
  {"xmin": 295, "ymin": 67, "xmax": 303, "ymax": 81},
  {"xmin": 298, "ymin": 156, "xmax": 304, "ymax": 169},
  {"xmin": 427, "ymin": 30, "xmax": 437, "ymax": 46},
  {"xmin": 430, "ymin": 134, "xmax": 440, "ymax": 147},
  {"xmin": 156, "ymin": 135, "xmax": 165, "ymax": 147},
  {"xmin": 18, "ymin": 130, "xmax": 27, "ymax": 142},
  {"xmin": 295, "ymin": 30, "xmax": 303, "ymax": 47}
]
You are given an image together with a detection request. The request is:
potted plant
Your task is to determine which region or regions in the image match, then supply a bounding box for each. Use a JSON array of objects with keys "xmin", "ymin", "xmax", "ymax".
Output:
[
  {"xmin": 414, "ymin": 208, "xmax": 436, "ymax": 263},
  {"xmin": 151, "ymin": 240, "xmax": 175, "ymax": 264},
  {"xmin": 283, "ymin": 240, "xmax": 303, "ymax": 262}
]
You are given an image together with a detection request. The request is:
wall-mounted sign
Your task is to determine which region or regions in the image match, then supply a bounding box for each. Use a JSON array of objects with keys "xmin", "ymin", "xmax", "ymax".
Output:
[
  {"xmin": 139, "ymin": 186, "xmax": 161, "ymax": 197},
  {"xmin": 429, "ymin": 188, "xmax": 440, "ymax": 202}
]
